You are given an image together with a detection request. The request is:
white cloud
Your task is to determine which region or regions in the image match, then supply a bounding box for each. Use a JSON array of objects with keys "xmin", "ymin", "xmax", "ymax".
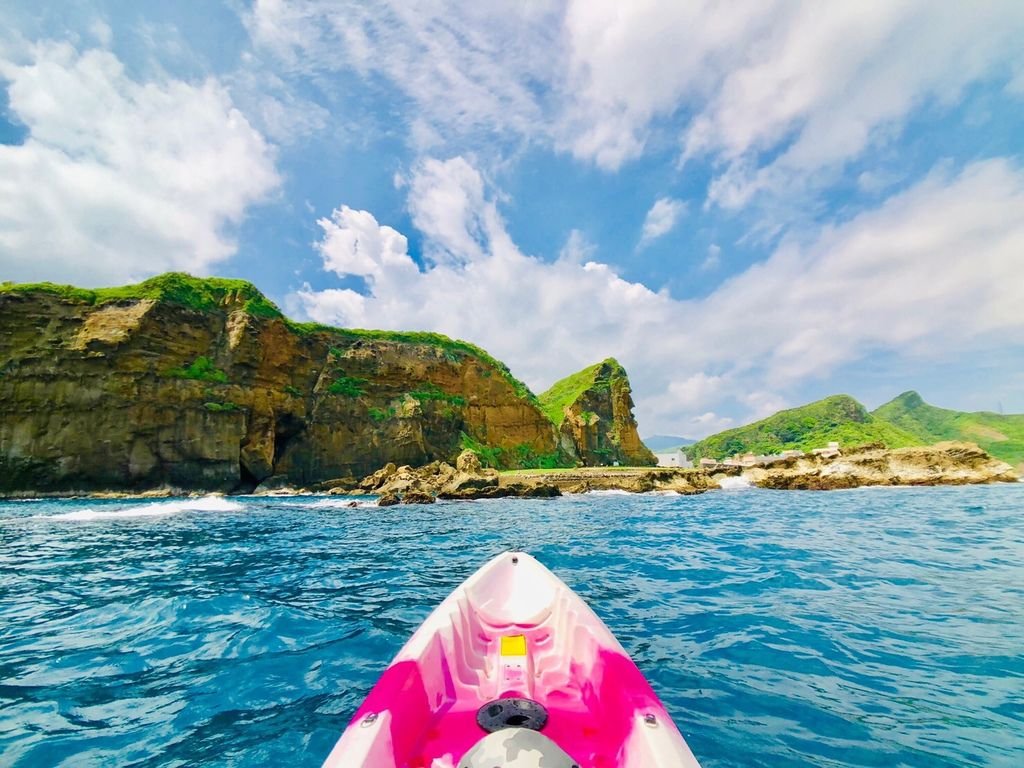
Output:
[
  {"xmin": 0, "ymin": 42, "xmax": 279, "ymax": 285},
  {"xmin": 702, "ymin": 243, "xmax": 721, "ymax": 271},
  {"xmin": 245, "ymin": 0, "xmax": 559, "ymax": 152},
  {"xmin": 684, "ymin": 1, "xmax": 1024, "ymax": 209},
  {"xmin": 228, "ymin": 64, "xmax": 329, "ymax": 145},
  {"xmin": 317, "ymin": 205, "xmax": 415, "ymax": 282},
  {"xmin": 559, "ymin": 229, "xmax": 595, "ymax": 265},
  {"xmin": 89, "ymin": 20, "xmax": 112, "ymax": 47},
  {"xmin": 639, "ymin": 197, "xmax": 686, "ymax": 246},
  {"xmin": 294, "ymin": 155, "xmax": 1024, "ymax": 437},
  {"xmin": 690, "ymin": 412, "xmax": 735, "ymax": 433},
  {"xmin": 246, "ymin": 0, "xmax": 1024, "ymax": 201}
]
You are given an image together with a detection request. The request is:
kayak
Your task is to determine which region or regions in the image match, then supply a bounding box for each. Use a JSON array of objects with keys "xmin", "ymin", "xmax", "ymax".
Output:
[{"xmin": 322, "ymin": 551, "xmax": 702, "ymax": 767}]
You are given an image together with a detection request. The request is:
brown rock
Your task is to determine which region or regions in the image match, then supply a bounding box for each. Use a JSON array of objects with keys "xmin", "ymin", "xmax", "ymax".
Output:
[
  {"xmin": 377, "ymin": 492, "xmax": 400, "ymax": 507},
  {"xmin": 360, "ymin": 462, "xmax": 398, "ymax": 491},
  {"xmin": 401, "ymin": 490, "xmax": 436, "ymax": 504},
  {"xmin": 539, "ymin": 358, "xmax": 656, "ymax": 467},
  {"xmin": 456, "ymin": 449, "xmax": 482, "ymax": 473},
  {"xmin": 0, "ymin": 275, "xmax": 565, "ymax": 496},
  {"xmin": 744, "ymin": 441, "xmax": 1018, "ymax": 490}
]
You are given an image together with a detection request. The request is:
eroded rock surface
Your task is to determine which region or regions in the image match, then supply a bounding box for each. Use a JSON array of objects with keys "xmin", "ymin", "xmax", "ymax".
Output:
[
  {"xmin": 0, "ymin": 276, "xmax": 563, "ymax": 495},
  {"xmin": 741, "ymin": 441, "xmax": 1018, "ymax": 489},
  {"xmin": 538, "ymin": 358, "xmax": 656, "ymax": 467}
]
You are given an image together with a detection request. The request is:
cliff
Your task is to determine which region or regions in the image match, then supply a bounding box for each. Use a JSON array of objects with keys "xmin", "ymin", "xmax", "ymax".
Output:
[
  {"xmin": 538, "ymin": 358, "xmax": 656, "ymax": 466},
  {"xmin": 873, "ymin": 391, "xmax": 1024, "ymax": 472},
  {"xmin": 688, "ymin": 394, "xmax": 922, "ymax": 460},
  {"xmin": 0, "ymin": 273, "xmax": 566, "ymax": 495}
]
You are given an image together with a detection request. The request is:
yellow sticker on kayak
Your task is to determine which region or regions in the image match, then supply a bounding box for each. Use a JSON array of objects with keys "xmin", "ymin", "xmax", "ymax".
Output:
[{"xmin": 500, "ymin": 634, "xmax": 526, "ymax": 656}]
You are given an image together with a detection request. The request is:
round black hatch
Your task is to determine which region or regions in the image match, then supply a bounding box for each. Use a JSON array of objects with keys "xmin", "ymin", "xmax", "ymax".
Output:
[{"xmin": 475, "ymin": 697, "xmax": 549, "ymax": 733}]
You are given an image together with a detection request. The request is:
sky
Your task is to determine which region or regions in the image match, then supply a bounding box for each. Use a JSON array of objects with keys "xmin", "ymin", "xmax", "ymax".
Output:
[{"xmin": 2, "ymin": 1, "xmax": 1023, "ymax": 438}]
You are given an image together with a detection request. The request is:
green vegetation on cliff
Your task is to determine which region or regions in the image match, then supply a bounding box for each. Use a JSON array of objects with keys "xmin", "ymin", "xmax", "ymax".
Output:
[
  {"xmin": 165, "ymin": 356, "xmax": 229, "ymax": 384},
  {"xmin": 688, "ymin": 395, "xmax": 923, "ymax": 460},
  {"xmin": 1, "ymin": 272, "xmax": 537, "ymax": 405},
  {"xmin": 873, "ymin": 391, "xmax": 1024, "ymax": 467},
  {"xmin": 538, "ymin": 358, "xmax": 621, "ymax": 426},
  {"xmin": 459, "ymin": 432, "xmax": 561, "ymax": 470},
  {"xmin": 0, "ymin": 272, "xmax": 285, "ymax": 318},
  {"xmin": 1, "ymin": 272, "xmax": 564, "ymax": 490},
  {"xmin": 539, "ymin": 358, "xmax": 655, "ymax": 467}
]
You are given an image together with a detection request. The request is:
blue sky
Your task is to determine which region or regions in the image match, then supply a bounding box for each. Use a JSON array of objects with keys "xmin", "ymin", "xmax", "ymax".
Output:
[{"xmin": 2, "ymin": 1, "xmax": 1023, "ymax": 437}]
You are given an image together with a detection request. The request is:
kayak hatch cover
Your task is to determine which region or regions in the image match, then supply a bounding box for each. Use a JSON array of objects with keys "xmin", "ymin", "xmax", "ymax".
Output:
[{"xmin": 322, "ymin": 550, "xmax": 702, "ymax": 768}]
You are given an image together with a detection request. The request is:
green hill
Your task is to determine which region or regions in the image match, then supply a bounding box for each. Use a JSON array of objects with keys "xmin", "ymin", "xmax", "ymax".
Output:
[
  {"xmin": 873, "ymin": 391, "xmax": 1024, "ymax": 469},
  {"xmin": 687, "ymin": 394, "xmax": 923, "ymax": 461}
]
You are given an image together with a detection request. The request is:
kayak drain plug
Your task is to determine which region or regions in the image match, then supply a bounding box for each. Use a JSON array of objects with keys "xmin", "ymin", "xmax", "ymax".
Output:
[
  {"xmin": 476, "ymin": 697, "xmax": 548, "ymax": 733},
  {"xmin": 644, "ymin": 713, "xmax": 657, "ymax": 727},
  {"xmin": 360, "ymin": 713, "xmax": 378, "ymax": 727}
]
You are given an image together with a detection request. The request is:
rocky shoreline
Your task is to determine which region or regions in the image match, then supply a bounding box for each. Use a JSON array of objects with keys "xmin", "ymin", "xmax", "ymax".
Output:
[
  {"xmin": 736, "ymin": 440, "xmax": 1018, "ymax": 490},
  {"xmin": 1, "ymin": 442, "xmax": 1016, "ymax": 502}
]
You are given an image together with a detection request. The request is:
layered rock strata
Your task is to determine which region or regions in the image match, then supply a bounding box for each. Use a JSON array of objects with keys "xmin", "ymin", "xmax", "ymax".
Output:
[
  {"xmin": 0, "ymin": 275, "xmax": 565, "ymax": 495},
  {"xmin": 538, "ymin": 358, "xmax": 656, "ymax": 467}
]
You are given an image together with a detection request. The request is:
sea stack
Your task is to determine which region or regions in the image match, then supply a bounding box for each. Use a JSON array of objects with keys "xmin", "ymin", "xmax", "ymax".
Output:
[{"xmin": 539, "ymin": 358, "xmax": 656, "ymax": 467}]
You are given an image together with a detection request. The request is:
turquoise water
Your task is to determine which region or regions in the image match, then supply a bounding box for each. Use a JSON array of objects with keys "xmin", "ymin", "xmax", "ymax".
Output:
[{"xmin": 1, "ymin": 486, "xmax": 1022, "ymax": 767}]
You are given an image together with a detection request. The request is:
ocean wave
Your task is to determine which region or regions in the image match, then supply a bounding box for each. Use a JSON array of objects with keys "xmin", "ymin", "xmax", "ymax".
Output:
[
  {"xmin": 44, "ymin": 496, "xmax": 243, "ymax": 521},
  {"xmin": 304, "ymin": 498, "xmax": 379, "ymax": 510},
  {"xmin": 717, "ymin": 476, "xmax": 753, "ymax": 490},
  {"xmin": 582, "ymin": 489, "xmax": 680, "ymax": 497}
]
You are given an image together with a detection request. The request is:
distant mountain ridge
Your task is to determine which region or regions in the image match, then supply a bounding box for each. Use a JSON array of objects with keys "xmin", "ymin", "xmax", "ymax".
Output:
[
  {"xmin": 873, "ymin": 391, "xmax": 1024, "ymax": 469},
  {"xmin": 688, "ymin": 391, "xmax": 1024, "ymax": 468},
  {"xmin": 642, "ymin": 435, "xmax": 695, "ymax": 451},
  {"xmin": 687, "ymin": 394, "xmax": 921, "ymax": 460}
]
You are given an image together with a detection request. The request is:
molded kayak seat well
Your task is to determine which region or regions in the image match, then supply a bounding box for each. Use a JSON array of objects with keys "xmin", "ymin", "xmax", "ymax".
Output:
[{"xmin": 321, "ymin": 551, "xmax": 702, "ymax": 768}]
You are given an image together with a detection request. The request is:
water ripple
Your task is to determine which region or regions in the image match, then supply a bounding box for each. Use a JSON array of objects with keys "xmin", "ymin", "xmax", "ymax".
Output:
[{"xmin": 1, "ymin": 485, "xmax": 1023, "ymax": 766}]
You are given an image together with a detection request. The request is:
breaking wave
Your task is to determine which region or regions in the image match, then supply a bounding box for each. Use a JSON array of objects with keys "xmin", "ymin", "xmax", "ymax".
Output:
[
  {"xmin": 717, "ymin": 475, "xmax": 753, "ymax": 490},
  {"xmin": 44, "ymin": 495, "xmax": 243, "ymax": 521}
]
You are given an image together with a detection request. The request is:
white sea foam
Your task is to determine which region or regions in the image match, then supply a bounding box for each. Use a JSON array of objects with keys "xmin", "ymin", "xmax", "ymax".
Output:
[
  {"xmin": 717, "ymin": 476, "xmax": 753, "ymax": 490},
  {"xmin": 305, "ymin": 498, "xmax": 378, "ymax": 510},
  {"xmin": 46, "ymin": 496, "xmax": 243, "ymax": 521},
  {"xmin": 582, "ymin": 489, "xmax": 683, "ymax": 496}
]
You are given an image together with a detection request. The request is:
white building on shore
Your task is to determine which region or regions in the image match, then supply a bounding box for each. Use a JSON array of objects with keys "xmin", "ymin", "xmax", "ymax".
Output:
[{"xmin": 654, "ymin": 449, "xmax": 692, "ymax": 468}]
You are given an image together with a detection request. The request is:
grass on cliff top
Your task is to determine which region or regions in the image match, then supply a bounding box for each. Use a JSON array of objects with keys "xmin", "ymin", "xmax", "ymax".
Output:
[
  {"xmin": 688, "ymin": 394, "xmax": 924, "ymax": 461},
  {"xmin": 873, "ymin": 391, "xmax": 1024, "ymax": 467},
  {"xmin": 538, "ymin": 358, "xmax": 624, "ymax": 426},
  {"xmin": 1, "ymin": 272, "xmax": 538, "ymax": 404},
  {"xmin": 0, "ymin": 272, "xmax": 285, "ymax": 319}
]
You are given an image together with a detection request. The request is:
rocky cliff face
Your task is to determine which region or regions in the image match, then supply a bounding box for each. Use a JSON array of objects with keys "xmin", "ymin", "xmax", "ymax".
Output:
[
  {"xmin": 538, "ymin": 358, "xmax": 656, "ymax": 467},
  {"xmin": 0, "ymin": 274, "xmax": 565, "ymax": 495}
]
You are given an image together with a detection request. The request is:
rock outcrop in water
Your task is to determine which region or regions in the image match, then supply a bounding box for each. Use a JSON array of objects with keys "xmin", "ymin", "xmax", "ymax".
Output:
[
  {"xmin": 0, "ymin": 274, "xmax": 570, "ymax": 495},
  {"xmin": 538, "ymin": 358, "xmax": 656, "ymax": 467},
  {"xmin": 737, "ymin": 441, "xmax": 1018, "ymax": 490},
  {"xmin": 358, "ymin": 450, "xmax": 563, "ymax": 502}
]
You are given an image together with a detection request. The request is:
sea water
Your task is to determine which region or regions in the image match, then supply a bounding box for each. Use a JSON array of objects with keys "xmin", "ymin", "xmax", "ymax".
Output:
[{"xmin": 1, "ymin": 485, "xmax": 1022, "ymax": 767}]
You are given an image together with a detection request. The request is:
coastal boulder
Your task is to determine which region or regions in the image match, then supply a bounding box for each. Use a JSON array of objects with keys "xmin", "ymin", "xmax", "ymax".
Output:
[
  {"xmin": 401, "ymin": 490, "xmax": 436, "ymax": 504},
  {"xmin": 360, "ymin": 462, "xmax": 398, "ymax": 491},
  {"xmin": 456, "ymin": 449, "xmax": 482, "ymax": 473}
]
